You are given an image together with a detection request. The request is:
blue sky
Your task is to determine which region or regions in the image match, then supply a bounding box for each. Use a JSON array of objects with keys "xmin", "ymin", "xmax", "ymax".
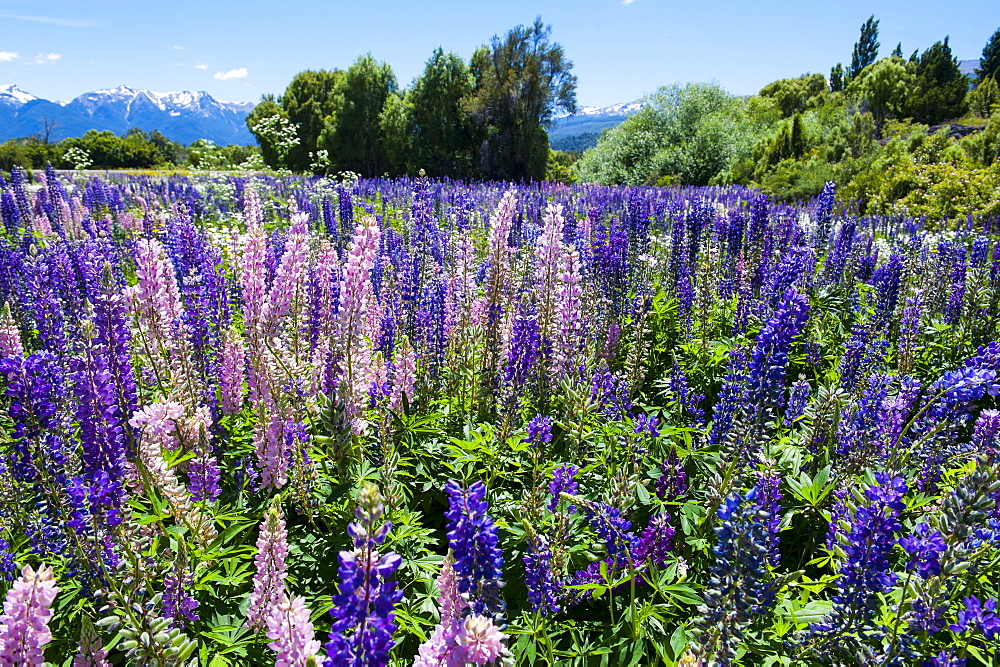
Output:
[{"xmin": 0, "ymin": 0, "xmax": 996, "ymax": 108}]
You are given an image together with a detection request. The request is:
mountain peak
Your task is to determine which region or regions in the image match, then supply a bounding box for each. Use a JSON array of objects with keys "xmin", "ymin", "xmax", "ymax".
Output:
[{"xmin": 0, "ymin": 84, "xmax": 38, "ymax": 106}]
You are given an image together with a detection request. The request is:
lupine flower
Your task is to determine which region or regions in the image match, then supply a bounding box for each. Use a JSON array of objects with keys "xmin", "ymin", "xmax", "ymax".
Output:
[
  {"xmin": 548, "ymin": 465, "xmax": 579, "ymax": 513},
  {"xmin": 444, "ymin": 480, "xmax": 505, "ymax": 621},
  {"xmin": 898, "ymin": 522, "xmax": 946, "ymax": 579},
  {"xmin": 0, "ymin": 564, "xmax": 59, "ymax": 665},
  {"xmin": 634, "ymin": 512, "xmax": 675, "ymax": 571},
  {"xmin": 523, "ymin": 533, "xmax": 560, "ymax": 615},
  {"xmin": 247, "ymin": 506, "xmax": 289, "ymax": 632},
  {"xmin": 219, "ymin": 326, "xmax": 247, "ymax": 415},
  {"xmin": 72, "ymin": 618, "xmax": 109, "ymax": 667},
  {"xmin": 162, "ymin": 568, "xmax": 199, "ymax": 629},
  {"xmin": 0, "ymin": 302, "xmax": 22, "ymax": 357},
  {"xmin": 949, "ymin": 595, "xmax": 1000, "ymax": 639},
  {"xmin": 414, "ymin": 556, "xmax": 507, "ymax": 667},
  {"xmin": 324, "ymin": 484, "xmax": 403, "ymax": 667},
  {"xmin": 551, "ymin": 245, "xmax": 583, "ymax": 378},
  {"xmin": 971, "ymin": 409, "xmax": 1000, "ymax": 456},
  {"xmin": 267, "ymin": 594, "xmax": 321, "ymax": 667},
  {"xmin": 525, "ymin": 415, "xmax": 553, "ymax": 447}
]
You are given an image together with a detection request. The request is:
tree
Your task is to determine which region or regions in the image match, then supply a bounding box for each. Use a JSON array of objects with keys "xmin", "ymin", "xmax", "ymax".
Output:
[
  {"xmin": 408, "ymin": 48, "xmax": 478, "ymax": 178},
  {"xmin": 467, "ymin": 17, "xmax": 577, "ymax": 181},
  {"xmin": 378, "ymin": 91, "xmax": 412, "ymax": 176},
  {"xmin": 575, "ymin": 83, "xmax": 754, "ymax": 186},
  {"xmin": 891, "ymin": 43, "xmax": 903, "ymax": 58},
  {"xmin": 320, "ymin": 55, "xmax": 398, "ymax": 177},
  {"xmin": 848, "ymin": 15, "xmax": 880, "ymax": 80},
  {"xmin": 759, "ymin": 73, "xmax": 828, "ymax": 117},
  {"xmin": 978, "ymin": 28, "xmax": 1000, "ymax": 83},
  {"xmin": 847, "ymin": 57, "xmax": 915, "ymax": 135},
  {"xmin": 246, "ymin": 95, "xmax": 293, "ymax": 169},
  {"xmin": 830, "ymin": 64, "xmax": 845, "ymax": 92},
  {"xmin": 279, "ymin": 69, "xmax": 343, "ymax": 173},
  {"xmin": 968, "ymin": 74, "xmax": 999, "ymax": 117},
  {"xmin": 909, "ymin": 37, "xmax": 967, "ymax": 125}
]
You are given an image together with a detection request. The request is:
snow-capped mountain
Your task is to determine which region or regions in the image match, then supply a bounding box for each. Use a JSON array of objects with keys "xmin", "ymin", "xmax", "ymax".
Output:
[
  {"xmin": 549, "ymin": 100, "xmax": 646, "ymax": 150},
  {"xmin": 0, "ymin": 84, "xmax": 38, "ymax": 106},
  {"xmin": 0, "ymin": 84, "xmax": 256, "ymax": 145}
]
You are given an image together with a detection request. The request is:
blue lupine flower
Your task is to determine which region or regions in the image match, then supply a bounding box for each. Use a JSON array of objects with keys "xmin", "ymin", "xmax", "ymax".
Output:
[
  {"xmin": 444, "ymin": 480, "xmax": 505, "ymax": 621},
  {"xmin": 898, "ymin": 522, "xmax": 946, "ymax": 579}
]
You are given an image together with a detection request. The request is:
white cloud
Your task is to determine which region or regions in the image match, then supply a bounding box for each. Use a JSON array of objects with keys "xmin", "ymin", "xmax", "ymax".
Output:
[
  {"xmin": 0, "ymin": 13, "xmax": 97, "ymax": 27},
  {"xmin": 170, "ymin": 45, "xmax": 188, "ymax": 51},
  {"xmin": 0, "ymin": 52, "xmax": 19, "ymax": 62},
  {"xmin": 214, "ymin": 67, "xmax": 247, "ymax": 80},
  {"xmin": 33, "ymin": 52, "xmax": 61, "ymax": 65},
  {"xmin": 195, "ymin": 63, "xmax": 207, "ymax": 70},
  {"xmin": 622, "ymin": 0, "xmax": 636, "ymax": 4}
]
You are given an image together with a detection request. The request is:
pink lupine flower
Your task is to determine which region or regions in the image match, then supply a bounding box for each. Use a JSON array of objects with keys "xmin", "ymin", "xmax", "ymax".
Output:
[
  {"xmin": 241, "ymin": 221, "xmax": 269, "ymax": 343},
  {"xmin": 0, "ymin": 303, "xmax": 23, "ymax": 358},
  {"xmin": 551, "ymin": 245, "xmax": 583, "ymax": 378},
  {"xmin": 264, "ymin": 212, "xmax": 311, "ymax": 338},
  {"xmin": 266, "ymin": 594, "xmax": 320, "ymax": 667},
  {"xmin": 413, "ymin": 556, "xmax": 508, "ymax": 667},
  {"xmin": 390, "ymin": 339, "xmax": 416, "ymax": 414},
  {"xmin": 128, "ymin": 238, "xmax": 184, "ymax": 352},
  {"xmin": 535, "ymin": 203, "xmax": 565, "ymax": 339},
  {"xmin": 220, "ymin": 326, "xmax": 247, "ymax": 415},
  {"xmin": 244, "ymin": 184, "xmax": 264, "ymax": 227},
  {"xmin": 247, "ymin": 506, "xmax": 289, "ymax": 632},
  {"xmin": 336, "ymin": 215, "xmax": 382, "ymax": 425},
  {"xmin": 72, "ymin": 619, "xmax": 109, "ymax": 667},
  {"xmin": 0, "ymin": 564, "xmax": 59, "ymax": 666}
]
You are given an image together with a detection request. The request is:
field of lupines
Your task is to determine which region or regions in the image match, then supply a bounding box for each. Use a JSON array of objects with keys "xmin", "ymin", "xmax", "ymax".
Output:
[{"xmin": 0, "ymin": 165, "xmax": 998, "ymax": 665}]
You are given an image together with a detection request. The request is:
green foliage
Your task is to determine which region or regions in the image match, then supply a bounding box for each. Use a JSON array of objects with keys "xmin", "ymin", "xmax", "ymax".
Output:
[
  {"xmin": 759, "ymin": 73, "xmax": 829, "ymax": 118},
  {"xmin": 576, "ymin": 83, "xmax": 757, "ymax": 186},
  {"xmin": 848, "ymin": 15, "xmax": 880, "ymax": 80},
  {"xmin": 320, "ymin": 55, "xmax": 399, "ymax": 177},
  {"xmin": 60, "ymin": 129, "xmax": 164, "ymax": 169},
  {"xmin": 829, "ymin": 64, "xmax": 845, "ymax": 93},
  {"xmin": 977, "ymin": 27, "xmax": 1000, "ymax": 82},
  {"xmin": 846, "ymin": 57, "xmax": 916, "ymax": 133},
  {"xmin": 467, "ymin": 17, "xmax": 577, "ymax": 181},
  {"xmin": 408, "ymin": 48, "xmax": 478, "ymax": 178},
  {"xmin": 279, "ymin": 69, "xmax": 343, "ymax": 173},
  {"xmin": 968, "ymin": 75, "xmax": 999, "ymax": 118},
  {"xmin": 960, "ymin": 110, "xmax": 1000, "ymax": 166},
  {"xmin": 545, "ymin": 149, "xmax": 577, "ymax": 183},
  {"xmin": 909, "ymin": 37, "xmax": 968, "ymax": 125},
  {"xmin": 245, "ymin": 96, "xmax": 290, "ymax": 170}
]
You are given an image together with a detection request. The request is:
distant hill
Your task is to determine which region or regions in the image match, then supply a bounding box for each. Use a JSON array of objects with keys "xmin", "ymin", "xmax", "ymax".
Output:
[
  {"xmin": 0, "ymin": 84, "xmax": 256, "ymax": 145},
  {"xmin": 548, "ymin": 101, "xmax": 644, "ymax": 151},
  {"xmin": 959, "ymin": 59, "xmax": 982, "ymax": 78}
]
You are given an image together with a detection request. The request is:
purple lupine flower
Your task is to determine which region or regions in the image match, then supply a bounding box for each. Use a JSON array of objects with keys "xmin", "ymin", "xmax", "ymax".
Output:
[
  {"xmin": 971, "ymin": 409, "xmax": 1000, "ymax": 456},
  {"xmin": 525, "ymin": 414, "xmax": 553, "ymax": 447},
  {"xmin": 897, "ymin": 295, "xmax": 922, "ymax": 375},
  {"xmin": 922, "ymin": 651, "xmax": 967, "ymax": 667},
  {"xmin": 444, "ymin": 480, "xmax": 505, "ymax": 621},
  {"xmin": 634, "ymin": 512, "xmax": 675, "ymax": 571},
  {"xmin": 807, "ymin": 474, "xmax": 908, "ymax": 650},
  {"xmin": 504, "ymin": 309, "xmax": 541, "ymax": 389},
  {"xmin": 633, "ymin": 413, "xmax": 660, "ymax": 438},
  {"xmin": 551, "ymin": 245, "xmax": 583, "ymax": 379},
  {"xmin": 324, "ymin": 484, "xmax": 403, "ymax": 667},
  {"xmin": 548, "ymin": 465, "xmax": 579, "ymax": 513},
  {"xmin": 655, "ymin": 450, "xmax": 687, "ymax": 500},
  {"xmin": 898, "ymin": 522, "xmax": 946, "ymax": 579},
  {"xmin": 949, "ymin": 596, "xmax": 1000, "ymax": 639},
  {"xmin": 785, "ymin": 378, "xmax": 810, "ymax": 425},
  {"xmin": 162, "ymin": 569, "xmax": 199, "ymax": 629},
  {"xmin": 523, "ymin": 533, "xmax": 560, "ymax": 616}
]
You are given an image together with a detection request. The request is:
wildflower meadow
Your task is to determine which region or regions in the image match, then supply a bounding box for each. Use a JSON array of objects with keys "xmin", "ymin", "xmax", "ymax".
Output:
[{"xmin": 0, "ymin": 165, "xmax": 997, "ymax": 665}]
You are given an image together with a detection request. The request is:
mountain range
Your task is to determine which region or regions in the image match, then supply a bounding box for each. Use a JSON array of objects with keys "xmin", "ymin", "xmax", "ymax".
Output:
[
  {"xmin": 0, "ymin": 84, "xmax": 256, "ymax": 145},
  {"xmin": 548, "ymin": 101, "xmax": 645, "ymax": 152}
]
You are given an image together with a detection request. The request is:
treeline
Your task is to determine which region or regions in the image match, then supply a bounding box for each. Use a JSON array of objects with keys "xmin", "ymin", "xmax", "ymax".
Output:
[
  {"xmin": 577, "ymin": 20, "xmax": 1000, "ymax": 218},
  {"xmin": 246, "ymin": 17, "xmax": 577, "ymax": 182},
  {"xmin": 0, "ymin": 128, "xmax": 261, "ymax": 172}
]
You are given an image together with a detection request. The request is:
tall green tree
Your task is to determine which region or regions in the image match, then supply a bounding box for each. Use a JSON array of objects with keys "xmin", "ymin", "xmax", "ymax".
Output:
[
  {"xmin": 830, "ymin": 63, "xmax": 845, "ymax": 92},
  {"xmin": 320, "ymin": 55, "xmax": 398, "ymax": 177},
  {"xmin": 279, "ymin": 69, "xmax": 343, "ymax": 173},
  {"xmin": 910, "ymin": 37, "xmax": 968, "ymax": 125},
  {"xmin": 977, "ymin": 27, "xmax": 1000, "ymax": 83},
  {"xmin": 408, "ymin": 48, "xmax": 478, "ymax": 178},
  {"xmin": 467, "ymin": 17, "xmax": 577, "ymax": 181},
  {"xmin": 848, "ymin": 15, "xmax": 880, "ymax": 80},
  {"xmin": 847, "ymin": 56, "xmax": 915, "ymax": 134},
  {"xmin": 246, "ymin": 95, "xmax": 292, "ymax": 169}
]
